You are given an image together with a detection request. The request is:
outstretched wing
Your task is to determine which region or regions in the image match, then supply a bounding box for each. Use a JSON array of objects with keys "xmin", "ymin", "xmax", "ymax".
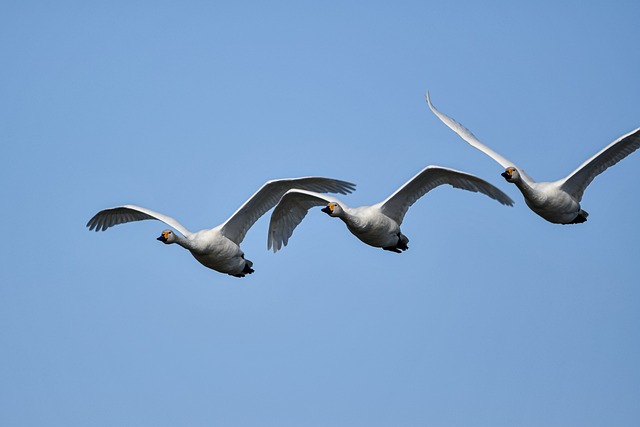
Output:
[
  {"xmin": 86, "ymin": 205, "xmax": 191, "ymax": 236},
  {"xmin": 267, "ymin": 189, "xmax": 343, "ymax": 253},
  {"xmin": 379, "ymin": 165, "xmax": 514, "ymax": 225},
  {"xmin": 560, "ymin": 127, "xmax": 640, "ymax": 202},
  {"xmin": 426, "ymin": 91, "xmax": 535, "ymax": 184},
  {"xmin": 220, "ymin": 177, "xmax": 355, "ymax": 245}
]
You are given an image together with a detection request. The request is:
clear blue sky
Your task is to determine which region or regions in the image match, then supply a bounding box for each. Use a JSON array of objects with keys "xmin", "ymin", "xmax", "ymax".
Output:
[{"xmin": 2, "ymin": 1, "xmax": 639, "ymax": 426}]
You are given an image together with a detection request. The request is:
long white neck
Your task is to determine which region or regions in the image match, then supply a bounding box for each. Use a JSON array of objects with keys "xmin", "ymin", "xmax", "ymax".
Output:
[
  {"xmin": 334, "ymin": 206, "xmax": 362, "ymax": 228},
  {"xmin": 171, "ymin": 234, "xmax": 197, "ymax": 251},
  {"xmin": 512, "ymin": 177, "xmax": 537, "ymax": 200}
]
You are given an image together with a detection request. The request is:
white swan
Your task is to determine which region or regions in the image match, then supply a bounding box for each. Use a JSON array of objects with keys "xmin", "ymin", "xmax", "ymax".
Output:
[
  {"xmin": 426, "ymin": 91, "xmax": 640, "ymax": 224},
  {"xmin": 87, "ymin": 177, "xmax": 356, "ymax": 277},
  {"xmin": 268, "ymin": 165, "xmax": 513, "ymax": 253}
]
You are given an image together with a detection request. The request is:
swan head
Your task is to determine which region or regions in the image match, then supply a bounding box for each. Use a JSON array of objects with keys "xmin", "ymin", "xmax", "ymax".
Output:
[
  {"xmin": 501, "ymin": 167, "xmax": 520, "ymax": 182},
  {"xmin": 157, "ymin": 230, "xmax": 176, "ymax": 244},
  {"xmin": 321, "ymin": 202, "xmax": 342, "ymax": 217}
]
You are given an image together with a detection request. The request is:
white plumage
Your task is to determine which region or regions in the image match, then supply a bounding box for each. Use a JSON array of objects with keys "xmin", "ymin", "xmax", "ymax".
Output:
[
  {"xmin": 268, "ymin": 165, "xmax": 513, "ymax": 253},
  {"xmin": 426, "ymin": 91, "xmax": 640, "ymax": 224},
  {"xmin": 87, "ymin": 177, "xmax": 355, "ymax": 277}
]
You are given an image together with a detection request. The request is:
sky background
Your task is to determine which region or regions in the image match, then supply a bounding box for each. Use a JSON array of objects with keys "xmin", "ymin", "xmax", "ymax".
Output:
[{"xmin": 2, "ymin": 1, "xmax": 639, "ymax": 426}]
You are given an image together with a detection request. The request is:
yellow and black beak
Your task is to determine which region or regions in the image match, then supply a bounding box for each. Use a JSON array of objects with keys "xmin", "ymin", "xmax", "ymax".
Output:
[
  {"xmin": 157, "ymin": 231, "xmax": 169, "ymax": 243},
  {"xmin": 501, "ymin": 168, "xmax": 513, "ymax": 180},
  {"xmin": 321, "ymin": 204, "xmax": 334, "ymax": 215}
]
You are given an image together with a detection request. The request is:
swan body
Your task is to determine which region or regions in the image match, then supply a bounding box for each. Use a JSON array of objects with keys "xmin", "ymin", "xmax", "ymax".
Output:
[
  {"xmin": 156, "ymin": 227, "xmax": 250, "ymax": 275},
  {"xmin": 505, "ymin": 173, "xmax": 586, "ymax": 224},
  {"xmin": 325, "ymin": 203, "xmax": 408, "ymax": 250},
  {"xmin": 268, "ymin": 165, "xmax": 513, "ymax": 253},
  {"xmin": 87, "ymin": 177, "xmax": 356, "ymax": 277},
  {"xmin": 426, "ymin": 91, "xmax": 640, "ymax": 224}
]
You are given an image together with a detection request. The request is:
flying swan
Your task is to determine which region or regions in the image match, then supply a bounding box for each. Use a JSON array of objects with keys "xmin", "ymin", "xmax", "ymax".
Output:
[
  {"xmin": 268, "ymin": 165, "xmax": 513, "ymax": 253},
  {"xmin": 87, "ymin": 177, "xmax": 356, "ymax": 277},
  {"xmin": 426, "ymin": 91, "xmax": 640, "ymax": 224}
]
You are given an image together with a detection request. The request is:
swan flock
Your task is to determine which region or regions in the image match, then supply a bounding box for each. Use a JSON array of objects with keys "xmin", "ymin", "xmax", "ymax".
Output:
[{"xmin": 87, "ymin": 91, "xmax": 639, "ymax": 277}]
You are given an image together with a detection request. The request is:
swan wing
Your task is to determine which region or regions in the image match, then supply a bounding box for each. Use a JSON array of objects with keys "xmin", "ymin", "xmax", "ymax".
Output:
[
  {"xmin": 379, "ymin": 165, "xmax": 514, "ymax": 225},
  {"xmin": 268, "ymin": 189, "xmax": 343, "ymax": 253},
  {"xmin": 426, "ymin": 91, "xmax": 535, "ymax": 183},
  {"xmin": 560, "ymin": 127, "xmax": 640, "ymax": 202},
  {"xmin": 220, "ymin": 177, "xmax": 355, "ymax": 244},
  {"xmin": 86, "ymin": 204, "xmax": 191, "ymax": 236}
]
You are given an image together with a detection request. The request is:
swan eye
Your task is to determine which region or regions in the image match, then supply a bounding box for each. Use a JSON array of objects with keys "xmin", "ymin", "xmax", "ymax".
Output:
[{"xmin": 163, "ymin": 231, "xmax": 171, "ymax": 239}]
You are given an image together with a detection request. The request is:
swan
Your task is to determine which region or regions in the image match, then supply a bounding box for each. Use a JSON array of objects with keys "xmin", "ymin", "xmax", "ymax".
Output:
[
  {"xmin": 268, "ymin": 165, "xmax": 513, "ymax": 253},
  {"xmin": 87, "ymin": 177, "xmax": 356, "ymax": 277},
  {"xmin": 426, "ymin": 91, "xmax": 640, "ymax": 224}
]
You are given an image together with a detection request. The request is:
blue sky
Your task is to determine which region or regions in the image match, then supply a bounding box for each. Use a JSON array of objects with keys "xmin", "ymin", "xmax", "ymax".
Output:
[{"xmin": 2, "ymin": 1, "xmax": 639, "ymax": 426}]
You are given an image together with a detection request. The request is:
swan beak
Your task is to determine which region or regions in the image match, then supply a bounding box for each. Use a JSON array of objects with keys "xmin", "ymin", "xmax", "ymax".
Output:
[
  {"xmin": 502, "ymin": 168, "xmax": 515, "ymax": 180},
  {"xmin": 321, "ymin": 203, "xmax": 335, "ymax": 215},
  {"xmin": 157, "ymin": 234, "xmax": 167, "ymax": 243}
]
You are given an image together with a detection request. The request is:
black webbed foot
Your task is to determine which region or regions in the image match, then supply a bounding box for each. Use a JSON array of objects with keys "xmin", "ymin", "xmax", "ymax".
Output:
[
  {"xmin": 383, "ymin": 246, "xmax": 403, "ymax": 253},
  {"xmin": 396, "ymin": 235, "xmax": 409, "ymax": 251},
  {"xmin": 567, "ymin": 211, "xmax": 588, "ymax": 224},
  {"xmin": 382, "ymin": 233, "xmax": 409, "ymax": 253},
  {"xmin": 230, "ymin": 263, "xmax": 255, "ymax": 278}
]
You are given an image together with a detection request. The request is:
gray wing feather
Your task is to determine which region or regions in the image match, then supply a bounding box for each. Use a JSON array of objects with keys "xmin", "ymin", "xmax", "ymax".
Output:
[
  {"xmin": 560, "ymin": 127, "xmax": 640, "ymax": 201},
  {"xmin": 220, "ymin": 177, "xmax": 355, "ymax": 244},
  {"xmin": 86, "ymin": 204, "xmax": 191, "ymax": 236},
  {"xmin": 426, "ymin": 91, "xmax": 536, "ymax": 184},
  {"xmin": 267, "ymin": 190, "xmax": 342, "ymax": 253},
  {"xmin": 379, "ymin": 166, "xmax": 514, "ymax": 225}
]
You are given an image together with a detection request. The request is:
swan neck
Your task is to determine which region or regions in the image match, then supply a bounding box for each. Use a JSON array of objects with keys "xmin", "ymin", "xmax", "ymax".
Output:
[
  {"xmin": 513, "ymin": 178, "xmax": 535, "ymax": 198},
  {"xmin": 336, "ymin": 207, "xmax": 357, "ymax": 224},
  {"xmin": 333, "ymin": 205, "xmax": 349, "ymax": 219},
  {"xmin": 173, "ymin": 234, "xmax": 195, "ymax": 250}
]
